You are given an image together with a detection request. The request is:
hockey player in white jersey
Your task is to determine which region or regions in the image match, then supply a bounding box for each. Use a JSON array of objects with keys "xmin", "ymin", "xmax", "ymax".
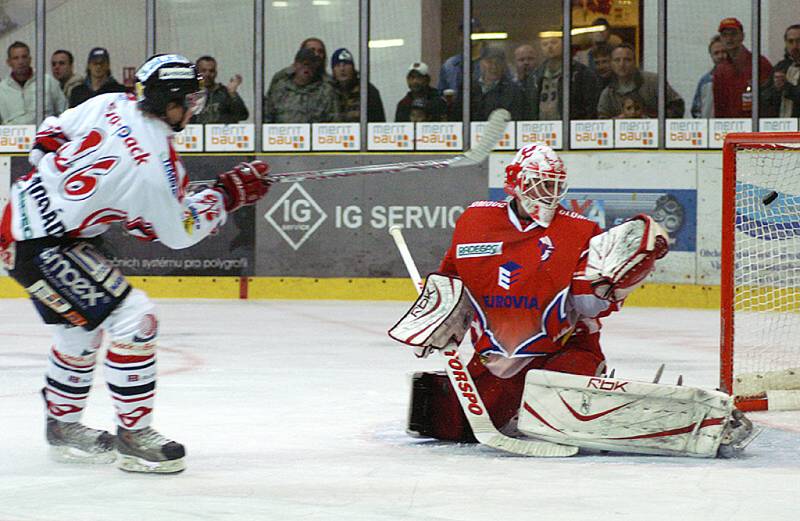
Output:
[{"xmin": 0, "ymin": 54, "xmax": 271, "ymax": 473}]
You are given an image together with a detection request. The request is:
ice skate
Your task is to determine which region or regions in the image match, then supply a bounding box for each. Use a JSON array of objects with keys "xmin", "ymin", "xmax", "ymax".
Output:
[
  {"xmin": 46, "ymin": 417, "xmax": 116, "ymax": 464},
  {"xmin": 717, "ymin": 409, "xmax": 762, "ymax": 458},
  {"xmin": 116, "ymin": 426, "xmax": 186, "ymax": 474}
]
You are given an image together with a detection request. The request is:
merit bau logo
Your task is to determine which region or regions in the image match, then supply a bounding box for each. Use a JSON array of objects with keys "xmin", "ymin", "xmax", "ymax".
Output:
[
  {"xmin": 471, "ymin": 122, "xmax": 514, "ymax": 150},
  {"xmin": 263, "ymin": 124, "xmax": 310, "ymax": 151},
  {"xmin": 571, "ymin": 120, "xmax": 613, "ymax": 149},
  {"xmin": 313, "ymin": 123, "xmax": 359, "ymax": 151},
  {"xmin": 368, "ymin": 123, "xmax": 413, "ymax": 150},
  {"xmin": 498, "ymin": 261, "xmax": 522, "ymax": 290},
  {"xmin": 205, "ymin": 124, "xmax": 254, "ymax": 151},
  {"xmin": 173, "ymin": 124, "xmax": 203, "ymax": 152},
  {"xmin": 0, "ymin": 125, "xmax": 34, "ymax": 152},
  {"xmin": 416, "ymin": 122, "xmax": 463, "ymax": 150},
  {"xmin": 518, "ymin": 121, "xmax": 561, "ymax": 149},
  {"xmin": 615, "ymin": 119, "xmax": 657, "ymax": 148},
  {"xmin": 667, "ymin": 119, "xmax": 706, "ymax": 148}
]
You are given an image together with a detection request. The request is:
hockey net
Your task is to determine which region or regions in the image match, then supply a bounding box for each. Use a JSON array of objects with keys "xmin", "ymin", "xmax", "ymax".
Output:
[{"xmin": 721, "ymin": 133, "xmax": 800, "ymax": 411}]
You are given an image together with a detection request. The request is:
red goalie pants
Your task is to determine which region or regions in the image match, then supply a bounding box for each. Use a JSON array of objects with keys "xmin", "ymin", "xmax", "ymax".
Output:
[{"xmin": 420, "ymin": 331, "xmax": 605, "ymax": 442}]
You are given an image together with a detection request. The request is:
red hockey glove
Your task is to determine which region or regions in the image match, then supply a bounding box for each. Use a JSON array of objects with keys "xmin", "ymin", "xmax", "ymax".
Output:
[{"xmin": 214, "ymin": 160, "xmax": 271, "ymax": 212}]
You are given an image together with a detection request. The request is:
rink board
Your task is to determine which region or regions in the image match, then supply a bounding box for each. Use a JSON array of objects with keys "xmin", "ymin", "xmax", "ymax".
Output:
[{"xmin": 0, "ymin": 150, "xmax": 730, "ymax": 306}]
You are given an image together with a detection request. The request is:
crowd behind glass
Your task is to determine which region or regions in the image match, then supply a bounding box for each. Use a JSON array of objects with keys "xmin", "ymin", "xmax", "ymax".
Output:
[{"xmin": 0, "ymin": 14, "xmax": 798, "ymax": 142}]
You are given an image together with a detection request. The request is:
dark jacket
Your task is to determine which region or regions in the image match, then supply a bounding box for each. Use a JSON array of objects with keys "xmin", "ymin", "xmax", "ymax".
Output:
[
  {"xmin": 333, "ymin": 75, "xmax": 386, "ymax": 122},
  {"xmin": 468, "ymin": 75, "xmax": 526, "ymax": 121},
  {"xmin": 395, "ymin": 86, "xmax": 447, "ymax": 122},
  {"xmin": 597, "ymin": 70, "xmax": 684, "ymax": 118},
  {"xmin": 525, "ymin": 60, "xmax": 601, "ymax": 120},
  {"xmin": 69, "ymin": 76, "xmax": 127, "ymax": 108},
  {"xmin": 190, "ymin": 83, "xmax": 249, "ymax": 124},
  {"xmin": 760, "ymin": 53, "xmax": 800, "ymax": 118}
]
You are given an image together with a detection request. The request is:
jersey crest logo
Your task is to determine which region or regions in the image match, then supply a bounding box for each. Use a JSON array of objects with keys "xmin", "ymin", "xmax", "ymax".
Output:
[
  {"xmin": 538, "ymin": 236, "xmax": 554, "ymax": 262},
  {"xmin": 498, "ymin": 261, "xmax": 522, "ymax": 290}
]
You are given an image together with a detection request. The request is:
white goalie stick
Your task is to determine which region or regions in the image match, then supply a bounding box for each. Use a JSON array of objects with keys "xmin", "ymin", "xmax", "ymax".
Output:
[
  {"xmin": 388, "ymin": 225, "xmax": 578, "ymax": 457},
  {"xmin": 187, "ymin": 109, "xmax": 510, "ymax": 190}
]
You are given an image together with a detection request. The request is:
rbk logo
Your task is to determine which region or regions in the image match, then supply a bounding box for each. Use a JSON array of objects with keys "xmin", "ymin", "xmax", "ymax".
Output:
[{"xmin": 498, "ymin": 261, "xmax": 522, "ymax": 290}]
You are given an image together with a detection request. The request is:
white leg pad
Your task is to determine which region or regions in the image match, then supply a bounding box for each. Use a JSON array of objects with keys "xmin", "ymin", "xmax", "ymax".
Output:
[{"xmin": 517, "ymin": 370, "xmax": 734, "ymax": 458}]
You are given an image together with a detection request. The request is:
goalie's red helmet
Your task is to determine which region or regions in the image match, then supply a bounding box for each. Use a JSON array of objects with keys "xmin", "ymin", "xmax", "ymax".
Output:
[{"xmin": 504, "ymin": 143, "xmax": 568, "ymax": 226}]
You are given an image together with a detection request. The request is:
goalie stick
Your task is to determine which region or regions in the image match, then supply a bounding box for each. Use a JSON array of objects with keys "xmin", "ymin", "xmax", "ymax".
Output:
[
  {"xmin": 187, "ymin": 109, "xmax": 511, "ymax": 190},
  {"xmin": 388, "ymin": 225, "xmax": 578, "ymax": 457}
]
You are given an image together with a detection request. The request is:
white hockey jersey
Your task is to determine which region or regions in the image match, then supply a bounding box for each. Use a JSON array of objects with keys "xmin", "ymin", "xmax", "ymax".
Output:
[{"xmin": 3, "ymin": 92, "xmax": 227, "ymax": 249}]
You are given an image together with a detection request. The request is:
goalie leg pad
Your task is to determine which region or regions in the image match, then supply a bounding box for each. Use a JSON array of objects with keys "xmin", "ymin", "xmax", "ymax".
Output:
[
  {"xmin": 408, "ymin": 371, "xmax": 477, "ymax": 443},
  {"xmin": 517, "ymin": 370, "xmax": 738, "ymax": 458}
]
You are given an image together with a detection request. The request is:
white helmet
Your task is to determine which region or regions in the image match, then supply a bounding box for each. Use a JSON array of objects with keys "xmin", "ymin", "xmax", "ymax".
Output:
[{"xmin": 504, "ymin": 143, "xmax": 568, "ymax": 226}]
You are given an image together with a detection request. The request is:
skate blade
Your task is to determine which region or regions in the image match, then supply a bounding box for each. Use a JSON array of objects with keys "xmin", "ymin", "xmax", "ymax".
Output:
[
  {"xmin": 49, "ymin": 445, "xmax": 116, "ymax": 464},
  {"xmin": 117, "ymin": 453, "xmax": 186, "ymax": 474}
]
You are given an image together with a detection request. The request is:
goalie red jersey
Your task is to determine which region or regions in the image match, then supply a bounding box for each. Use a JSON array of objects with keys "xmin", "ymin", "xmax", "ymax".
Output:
[
  {"xmin": 440, "ymin": 201, "xmax": 614, "ymax": 369},
  {"xmin": 394, "ymin": 143, "xmax": 669, "ymax": 443}
]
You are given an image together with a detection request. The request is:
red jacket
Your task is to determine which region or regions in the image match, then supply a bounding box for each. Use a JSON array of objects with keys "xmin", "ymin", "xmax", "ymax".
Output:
[{"xmin": 713, "ymin": 47, "xmax": 772, "ymax": 118}]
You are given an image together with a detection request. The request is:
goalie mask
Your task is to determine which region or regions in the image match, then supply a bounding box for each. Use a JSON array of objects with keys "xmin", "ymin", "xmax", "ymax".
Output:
[{"xmin": 504, "ymin": 143, "xmax": 568, "ymax": 227}]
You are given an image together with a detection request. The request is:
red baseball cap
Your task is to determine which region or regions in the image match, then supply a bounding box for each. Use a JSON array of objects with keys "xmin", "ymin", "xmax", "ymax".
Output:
[{"xmin": 718, "ymin": 17, "xmax": 743, "ymax": 32}]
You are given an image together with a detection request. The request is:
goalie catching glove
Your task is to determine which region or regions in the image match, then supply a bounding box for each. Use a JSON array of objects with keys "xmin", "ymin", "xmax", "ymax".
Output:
[
  {"xmin": 582, "ymin": 214, "xmax": 669, "ymax": 302},
  {"xmin": 388, "ymin": 273, "xmax": 474, "ymax": 358},
  {"xmin": 214, "ymin": 160, "xmax": 271, "ymax": 212}
]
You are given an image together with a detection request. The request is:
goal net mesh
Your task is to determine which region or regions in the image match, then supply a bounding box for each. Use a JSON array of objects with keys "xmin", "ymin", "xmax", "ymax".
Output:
[{"xmin": 732, "ymin": 144, "xmax": 800, "ymax": 398}]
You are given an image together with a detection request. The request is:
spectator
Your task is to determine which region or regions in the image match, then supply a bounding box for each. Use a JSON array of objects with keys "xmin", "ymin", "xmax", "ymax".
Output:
[
  {"xmin": 263, "ymin": 47, "xmax": 339, "ymax": 123},
  {"xmin": 330, "ymin": 48, "xmax": 385, "ymax": 122},
  {"xmin": 438, "ymin": 18, "xmax": 485, "ymax": 95},
  {"xmin": 268, "ymin": 37, "xmax": 333, "ymax": 92},
  {"xmin": 69, "ymin": 47, "xmax": 126, "ymax": 108},
  {"xmin": 618, "ymin": 92, "xmax": 646, "ymax": 118},
  {"xmin": 51, "ymin": 50, "xmax": 82, "ymax": 100},
  {"xmin": 713, "ymin": 17, "xmax": 772, "ymax": 118},
  {"xmin": 593, "ymin": 43, "xmax": 615, "ymax": 90},
  {"xmin": 761, "ymin": 24, "xmax": 800, "ymax": 118},
  {"xmin": 469, "ymin": 46, "xmax": 526, "ymax": 121},
  {"xmin": 513, "ymin": 44, "xmax": 537, "ymax": 85},
  {"xmin": 691, "ymin": 36, "xmax": 727, "ymax": 118},
  {"xmin": 395, "ymin": 62, "xmax": 447, "ymax": 122},
  {"xmin": 575, "ymin": 18, "xmax": 623, "ymax": 72},
  {"xmin": 409, "ymin": 97, "xmax": 432, "ymax": 123},
  {"xmin": 0, "ymin": 41, "xmax": 66, "ymax": 124},
  {"xmin": 597, "ymin": 43, "xmax": 684, "ymax": 118},
  {"xmin": 526, "ymin": 32, "xmax": 600, "ymax": 120},
  {"xmin": 190, "ymin": 55, "xmax": 248, "ymax": 124}
]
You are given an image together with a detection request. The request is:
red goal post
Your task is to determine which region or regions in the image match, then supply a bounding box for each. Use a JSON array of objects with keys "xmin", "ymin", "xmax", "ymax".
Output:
[{"xmin": 721, "ymin": 132, "xmax": 800, "ymax": 411}]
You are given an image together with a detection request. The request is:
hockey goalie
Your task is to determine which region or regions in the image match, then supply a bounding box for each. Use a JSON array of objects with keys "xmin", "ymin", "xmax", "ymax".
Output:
[{"xmin": 389, "ymin": 143, "xmax": 756, "ymax": 458}]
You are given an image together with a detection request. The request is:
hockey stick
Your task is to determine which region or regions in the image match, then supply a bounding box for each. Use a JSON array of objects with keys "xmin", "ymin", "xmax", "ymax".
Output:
[
  {"xmin": 188, "ymin": 109, "xmax": 510, "ymax": 189},
  {"xmin": 388, "ymin": 225, "xmax": 578, "ymax": 457}
]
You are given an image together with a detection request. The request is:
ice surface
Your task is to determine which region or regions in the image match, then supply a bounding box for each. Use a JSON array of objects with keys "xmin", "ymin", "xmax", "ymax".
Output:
[{"xmin": 1, "ymin": 300, "xmax": 798, "ymax": 521}]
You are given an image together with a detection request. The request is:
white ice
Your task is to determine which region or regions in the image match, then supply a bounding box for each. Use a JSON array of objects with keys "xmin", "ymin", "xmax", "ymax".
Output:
[{"xmin": 1, "ymin": 300, "xmax": 799, "ymax": 521}]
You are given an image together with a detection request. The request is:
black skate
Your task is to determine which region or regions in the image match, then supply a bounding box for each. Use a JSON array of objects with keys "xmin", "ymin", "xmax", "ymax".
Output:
[
  {"xmin": 116, "ymin": 426, "xmax": 186, "ymax": 474},
  {"xmin": 717, "ymin": 409, "xmax": 762, "ymax": 458},
  {"xmin": 46, "ymin": 417, "xmax": 116, "ymax": 464}
]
